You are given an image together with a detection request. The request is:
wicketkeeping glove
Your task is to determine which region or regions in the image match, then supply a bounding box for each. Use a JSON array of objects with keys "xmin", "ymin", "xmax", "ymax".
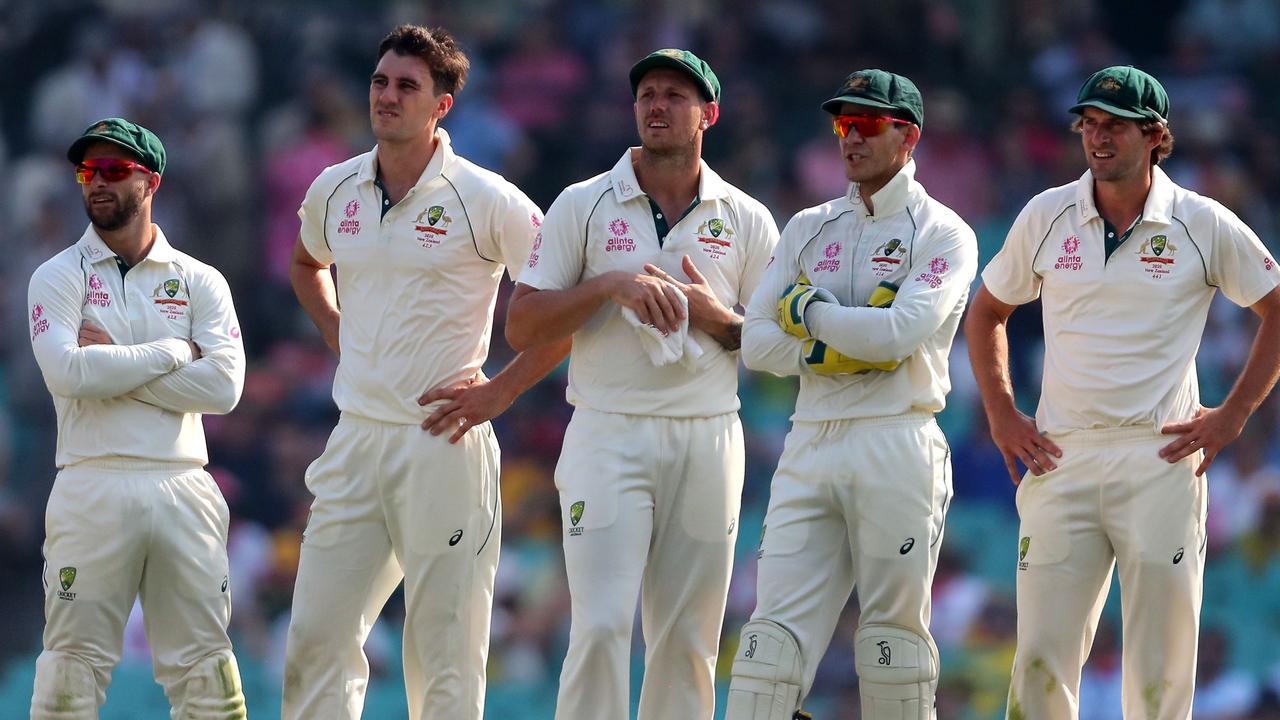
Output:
[
  {"xmin": 867, "ymin": 280, "xmax": 899, "ymax": 308},
  {"xmin": 803, "ymin": 339, "xmax": 901, "ymax": 375},
  {"xmin": 778, "ymin": 273, "xmax": 837, "ymax": 339}
]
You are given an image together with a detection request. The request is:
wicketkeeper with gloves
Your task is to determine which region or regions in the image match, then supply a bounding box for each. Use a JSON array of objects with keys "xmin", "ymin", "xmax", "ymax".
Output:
[{"xmin": 728, "ymin": 69, "xmax": 977, "ymax": 720}]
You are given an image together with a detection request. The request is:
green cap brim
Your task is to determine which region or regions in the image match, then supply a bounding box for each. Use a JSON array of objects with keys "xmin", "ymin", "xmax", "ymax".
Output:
[
  {"xmin": 822, "ymin": 96, "xmax": 899, "ymax": 115},
  {"xmin": 630, "ymin": 57, "xmax": 717, "ymax": 102},
  {"xmin": 1068, "ymin": 99, "xmax": 1151, "ymax": 121},
  {"xmin": 67, "ymin": 135, "xmax": 148, "ymax": 168}
]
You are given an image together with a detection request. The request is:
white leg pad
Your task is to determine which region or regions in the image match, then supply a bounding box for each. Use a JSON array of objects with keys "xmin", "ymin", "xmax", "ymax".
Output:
[
  {"xmin": 170, "ymin": 650, "xmax": 247, "ymax": 720},
  {"xmin": 725, "ymin": 620, "xmax": 805, "ymax": 720},
  {"xmin": 31, "ymin": 652, "xmax": 100, "ymax": 720},
  {"xmin": 854, "ymin": 624, "xmax": 939, "ymax": 720}
]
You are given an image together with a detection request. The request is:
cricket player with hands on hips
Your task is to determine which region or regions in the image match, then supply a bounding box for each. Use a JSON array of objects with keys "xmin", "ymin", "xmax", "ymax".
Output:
[
  {"xmin": 966, "ymin": 66, "xmax": 1280, "ymax": 720},
  {"xmin": 283, "ymin": 25, "xmax": 564, "ymax": 720},
  {"xmin": 506, "ymin": 49, "xmax": 779, "ymax": 720},
  {"xmin": 27, "ymin": 118, "xmax": 247, "ymax": 718},
  {"xmin": 725, "ymin": 69, "xmax": 977, "ymax": 720}
]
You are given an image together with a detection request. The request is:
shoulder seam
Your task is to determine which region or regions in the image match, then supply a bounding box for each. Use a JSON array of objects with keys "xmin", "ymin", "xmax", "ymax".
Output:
[
  {"xmin": 442, "ymin": 174, "xmax": 493, "ymax": 264},
  {"xmin": 1171, "ymin": 215, "xmax": 1213, "ymax": 288},
  {"xmin": 323, "ymin": 172, "xmax": 359, "ymax": 256},
  {"xmin": 582, "ymin": 186, "xmax": 612, "ymax": 256},
  {"xmin": 1030, "ymin": 203, "xmax": 1076, "ymax": 277}
]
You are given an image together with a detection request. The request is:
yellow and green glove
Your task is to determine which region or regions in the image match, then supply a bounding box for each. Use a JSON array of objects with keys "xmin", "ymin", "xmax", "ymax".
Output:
[
  {"xmin": 778, "ymin": 273, "xmax": 837, "ymax": 339},
  {"xmin": 798, "ymin": 279, "xmax": 903, "ymax": 375}
]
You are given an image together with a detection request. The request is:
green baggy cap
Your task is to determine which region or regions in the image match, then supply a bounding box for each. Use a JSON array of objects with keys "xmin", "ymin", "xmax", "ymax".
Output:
[
  {"xmin": 1069, "ymin": 66, "xmax": 1169, "ymax": 124},
  {"xmin": 629, "ymin": 48, "xmax": 721, "ymax": 103},
  {"xmin": 822, "ymin": 69, "xmax": 924, "ymax": 129},
  {"xmin": 67, "ymin": 118, "xmax": 167, "ymax": 175}
]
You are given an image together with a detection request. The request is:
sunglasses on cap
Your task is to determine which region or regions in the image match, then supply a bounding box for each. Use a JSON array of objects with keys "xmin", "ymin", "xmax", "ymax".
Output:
[
  {"xmin": 75, "ymin": 158, "xmax": 152, "ymax": 184},
  {"xmin": 832, "ymin": 113, "xmax": 913, "ymax": 139}
]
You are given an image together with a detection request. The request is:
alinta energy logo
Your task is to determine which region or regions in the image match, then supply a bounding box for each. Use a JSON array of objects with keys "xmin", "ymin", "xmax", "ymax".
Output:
[
  {"xmin": 606, "ymin": 218, "xmax": 636, "ymax": 253},
  {"xmin": 31, "ymin": 304, "xmax": 49, "ymax": 340},
  {"xmin": 1055, "ymin": 235, "xmax": 1083, "ymax": 271},
  {"xmin": 338, "ymin": 198, "xmax": 361, "ymax": 236},
  {"xmin": 84, "ymin": 273, "xmax": 111, "ymax": 308},
  {"xmin": 813, "ymin": 241, "xmax": 842, "ymax": 273},
  {"xmin": 915, "ymin": 256, "xmax": 950, "ymax": 289}
]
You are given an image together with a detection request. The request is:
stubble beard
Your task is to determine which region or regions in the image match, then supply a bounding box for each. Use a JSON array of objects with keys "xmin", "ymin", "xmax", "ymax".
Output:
[{"xmin": 84, "ymin": 189, "xmax": 143, "ymax": 232}]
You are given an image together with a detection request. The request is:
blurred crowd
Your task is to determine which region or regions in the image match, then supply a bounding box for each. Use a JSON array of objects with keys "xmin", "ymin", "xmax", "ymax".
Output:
[{"xmin": 2, "ymin": 0, "xmax": 1280, "ymax": 717}]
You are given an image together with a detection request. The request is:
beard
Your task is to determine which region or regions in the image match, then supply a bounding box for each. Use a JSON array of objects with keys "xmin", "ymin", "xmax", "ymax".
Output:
[{"xmin": 83, "ymin": 187, "xmax": 143, "ymax": 231}]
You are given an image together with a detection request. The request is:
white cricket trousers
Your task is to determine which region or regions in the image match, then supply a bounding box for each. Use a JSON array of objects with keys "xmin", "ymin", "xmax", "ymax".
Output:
[
  {"xmin": 32, "ymin": 460, "xmax": 240, "ymax": 718},
  {"xmin": 751, "ymin": 412, "xmax": 951, "ymax": 700},
  {"xmin": 1007, "ymin": 425, "xmax": 1206, "ymax": 720},
  {"xmin": 553, "ymin": 408, "xmax": 744, "ymax": 720},
  {"xmin": 283, "ymin": 413, "xmax": 501, "ymax": 720}
]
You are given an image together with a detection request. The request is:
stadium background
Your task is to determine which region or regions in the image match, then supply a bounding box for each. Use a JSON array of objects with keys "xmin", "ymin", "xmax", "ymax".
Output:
[{"xmin": 2, "ymin": 0, "xmax": 1280, "ymax": 717}]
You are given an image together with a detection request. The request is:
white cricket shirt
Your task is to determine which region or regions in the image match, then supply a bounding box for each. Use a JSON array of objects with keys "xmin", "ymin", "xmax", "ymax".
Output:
[
  {"xmin": 298, "ymin": 128, "xmax": 542, "ymax": 425},
  {"xmin": 743, "ymin": 160, "xmax": 978, "ymax": 421},
  {"xmin": 518, "ymin": 148, "xmax": 779, "ymax": 417},
  {"xmin": 28, "ymin": 225, "xmax": 245, "ymax": 468},
  {"xmin": 982, "ymin": 166, "xmax": 1280, "ymax": 433}
]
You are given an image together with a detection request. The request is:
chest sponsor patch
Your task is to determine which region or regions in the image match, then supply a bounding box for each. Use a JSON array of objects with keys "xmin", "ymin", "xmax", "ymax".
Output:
[
  {"xmin": 1055, "ymin": 235, "xmax": 1083, "ymax": 271},
  {"xmin": 870, "ymin": 238, "xmax": 906, "ymax": 277},
  {"xmin": 695, "ymin": 217, "xmax": 734, "ymax": 260},
  {"xmin": 84, "ymin": 273, "xmax": 111, "ymax": 308},
  {"xmin": 1137, "ymin": 234, "xmax": 1176, "ymax": 279},
  {"xmin": 152, "ymin": 278, "xmax": 189, "ymax": 320},
  {"xmin": 813, "ymin": 241, "xmax": 842, "ymax": 273},
  {"xmin": 337, "ymin": 198, "xmax": 361, "ymax": 236},
  {"xmin": 606, "ymin": 218, "xmax": 637, "ymax": 253}
]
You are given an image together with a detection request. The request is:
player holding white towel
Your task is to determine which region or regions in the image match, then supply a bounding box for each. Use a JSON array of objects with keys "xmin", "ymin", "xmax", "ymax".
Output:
[{"xmin": 507, "ymin": 49, "xmax": 778, "ymax": 720}]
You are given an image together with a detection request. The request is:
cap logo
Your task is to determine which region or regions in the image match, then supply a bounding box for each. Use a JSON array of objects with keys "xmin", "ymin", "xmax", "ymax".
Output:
[
  {"xmin": 846, "ymin": 75, "xmax": 871, "ymax": 92},
  {"xmin": 1097, "ymin": 77, "xmax": 1122, "ymax": 93},
  {"xmin": 90, "ymin": 121, "xmax": 111, "ymax": 133},
  {"xmin": 658, "ymin": 49, "xmax": 684, "ymax": 59}
]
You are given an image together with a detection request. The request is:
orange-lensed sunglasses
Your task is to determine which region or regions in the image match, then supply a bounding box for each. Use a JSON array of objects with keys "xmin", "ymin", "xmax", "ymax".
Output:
[
  {"xmin": 75, "ymin": 158, "xmax": 152, "ymax": 184},
  {"xmin": 832, "ymin": 113, "xmax": 913, "ymax": 139}
]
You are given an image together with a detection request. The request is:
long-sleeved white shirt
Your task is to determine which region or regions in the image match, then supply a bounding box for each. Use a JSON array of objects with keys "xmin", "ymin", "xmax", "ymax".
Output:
[
  {"xmin": 298, "ymin": 128, "xmax": 542, "ymax": 425},
  {"xmin": 982, "ymin": 166, "xmax": 1280, "ymax": 433},
  {"xmin": 28, "ymin": 224, "xmax": 245, "ymax": 468},
  {"xmin": 518, "ymin": 148, "xmax": 779, "ymax": 417},
  {"xmin": 743, "ymin": 161, "xmax": 977, "ymax": 421}
]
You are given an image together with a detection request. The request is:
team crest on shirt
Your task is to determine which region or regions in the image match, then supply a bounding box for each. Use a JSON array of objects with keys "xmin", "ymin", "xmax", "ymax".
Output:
[
  {"xmin": 813, "ymin": 241, "xmax": 842, "ymax": 273},
  {"xmin": 152, "ymin": 278, "xmax": 190, "ymax": 320},
  {"xmin": 1055, "ymin": 235, "xmax": 1083, "ymax": 271},
  {"xmin": 568, "ymin": 501, "xmax": 585, "ymax": 536},
  {"xmin": 606, "ymin": 218, "xmax": 637, "ymax": 253},
  {"xmin": 1137, "ymin": 234, "xmax": 1177, "ymax": 279},
  {"xmin": 58, "ymin": 566, "xmax": 77, "ymax": 601},
  {"xmin": 1018, "ymin": 537, "xmax": 1030, "ymax": 571},
  {"xmin": 870, "ymin": 238, "xmax": 906, "ymax": 277},
  {"xmin": 414, "ymin": 205, "xmax": 453, "ymax": 248},
  {"xmin": 84, "ymin": 273, "xmax": 111, "ymax": 308},
  {"xmin": 696, "ymin": 217, "xmax": 734, "ymax": 259}
]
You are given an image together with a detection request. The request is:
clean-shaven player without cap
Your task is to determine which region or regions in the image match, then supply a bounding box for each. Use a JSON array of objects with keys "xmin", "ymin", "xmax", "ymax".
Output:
[
  {"xmin": 967, "ymin": 65, "xmax": 1280, "ymax": 720},
  {"xmin": 28, "ymin": 117, "xmax": 248, "ymax": 719},
  {"xmin": 725, "ymin": 68, "xmax": 976, "ymax": 720},
  {"xmin": 507, "ymin": 48, "xmax": 779, "ymax": 720},
  {"xmin": 283, "ymin": 24, "xmax": 566, "ymax": 720}
]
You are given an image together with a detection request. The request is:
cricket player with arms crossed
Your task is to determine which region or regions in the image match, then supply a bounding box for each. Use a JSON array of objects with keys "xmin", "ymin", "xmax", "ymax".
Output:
[
  {"xmin": 966, "ymin": 66, "xmax": 1280, "ymax": 719},
  {"xmin": 725, "ymin": 69, "xmax": 977, "ymax": 720},
  {"xmin": 283, "ymin": 25, "xmax": 563, "ymax": 720},
  {"xmin": 28, "ymin": 118, "xmax": 247, "ymax": 718},
  {"xmin": 506, "ymin": 49, "xmax": 778, "ymax": 720}
]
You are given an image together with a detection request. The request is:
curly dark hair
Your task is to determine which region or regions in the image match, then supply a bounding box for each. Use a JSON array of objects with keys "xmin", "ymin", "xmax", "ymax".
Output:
[{"xmin": 377, "ymin": 24, "xmax": 469, "ymax": 96}]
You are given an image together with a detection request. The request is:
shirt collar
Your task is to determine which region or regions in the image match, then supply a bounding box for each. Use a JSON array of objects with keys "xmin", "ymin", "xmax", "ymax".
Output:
[
  {"xmin": 846, "ymin": 159, "xmax": 917, "ymax": 218},
  {"xmin": 1075, "ymin": 165, "xmax": 1175, "ymax": 227},
  {"xmin": 76, "ymin": 224, "xmax": 178, "ymax": 264},
  {"xmin": 608, "ymin": 148, "xmax": 733, "ymax": 204},
  {"xmin": 360, "ymin": 127, "xmax": 455, "ymax": 187}
]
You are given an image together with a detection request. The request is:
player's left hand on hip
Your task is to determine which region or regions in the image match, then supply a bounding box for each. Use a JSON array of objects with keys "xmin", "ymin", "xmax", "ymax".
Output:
[
  {"xmin": 418, "ymin": 371, "xmax": 510, "ymax": 444},
  {"xmin": 1159, "ymin": 405, "xmax": 1247, "ymax": 477},
  {"xmin": 777, "ymin": 273, "xmax": 836, "ymax": 339}
]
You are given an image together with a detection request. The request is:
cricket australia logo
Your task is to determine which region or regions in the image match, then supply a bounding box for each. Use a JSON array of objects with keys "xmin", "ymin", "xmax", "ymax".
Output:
[
  {"xmin": 152, "ymin": 278, "xmax": 189, "ymax": 320},
  {"xmin": 1055, "ymin": 235, "xmax": 1083, "ymax": 271},
  {"xmin": 1097, "ymin": 77, "xmax": 1122, "ymax": 93},
  {"xmin": 1018, "ymin": 536, "xmax": 1031, "ymax": 571},
  {"xmin": 813, "ymin": 241, "xmax": 842, "ymax": 273},
  {"xmin": 568, "ymin": 501, "xmax": 585, "ymax": 536},
  {"xmin": 1138, "ymin": 234, "xmax": 1177, "ymax": 280},
  {"xmin": 870, "ymin": 238, "xmax": 905, "ymax": 278},
  {"xmin": 58, "ymin": 566, "xmax": 77, "ymax": 601},
  {"xmin": 414, "ymin": 205, "xmax": 453, "ymax": 248},
  {"xmin": 696, "ymin": 217, "xmax": 734, "ymax": 259}
]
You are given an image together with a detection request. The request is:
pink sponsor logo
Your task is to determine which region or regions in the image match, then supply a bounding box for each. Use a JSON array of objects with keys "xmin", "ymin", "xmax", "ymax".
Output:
[
  {"xmin": 344, "ymin": 200, "xmax": 360, "ymax": 218},
  {"xmin": 1266, "ymin": 257, "xmax": 1276, "ymax": 272},
  {"xmin": 230, "ymin": 326, "xmax": 241, "ymax": 339},
  {"xmin": 531, "ymin": 213, "xmax": 542, "ymax": 228},
  {"xmin": 30, "ymin": 304, "xmax": 49, "ymax": 340},
  {"xmin": 609, "ymin": 218, "xmax": 630, "ymax": 237},
  {"xmin": 606, "ymin": 237, "xmax": 637, "ymax": 253},
  {"xmin": 914, "ymin": 257, "xmax": 949, "ymax": 289},
  {"xmin": 813, "ymin": 241, "xmax": 841, "ymax": 272},
  {"xmin": 1055, "ymin": 235, "xmax": 1083, "ymax": 271},
  {"xmin": 84, "ymin": 274, "xmax": 111, "ymax": 307},
  {"xmin": 337, "ymin": 219, "xmax": 361, "ymax": 235},
  {"xmin": 929, "ymin": 257, "xmax": 949, "ymax": 275}
]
